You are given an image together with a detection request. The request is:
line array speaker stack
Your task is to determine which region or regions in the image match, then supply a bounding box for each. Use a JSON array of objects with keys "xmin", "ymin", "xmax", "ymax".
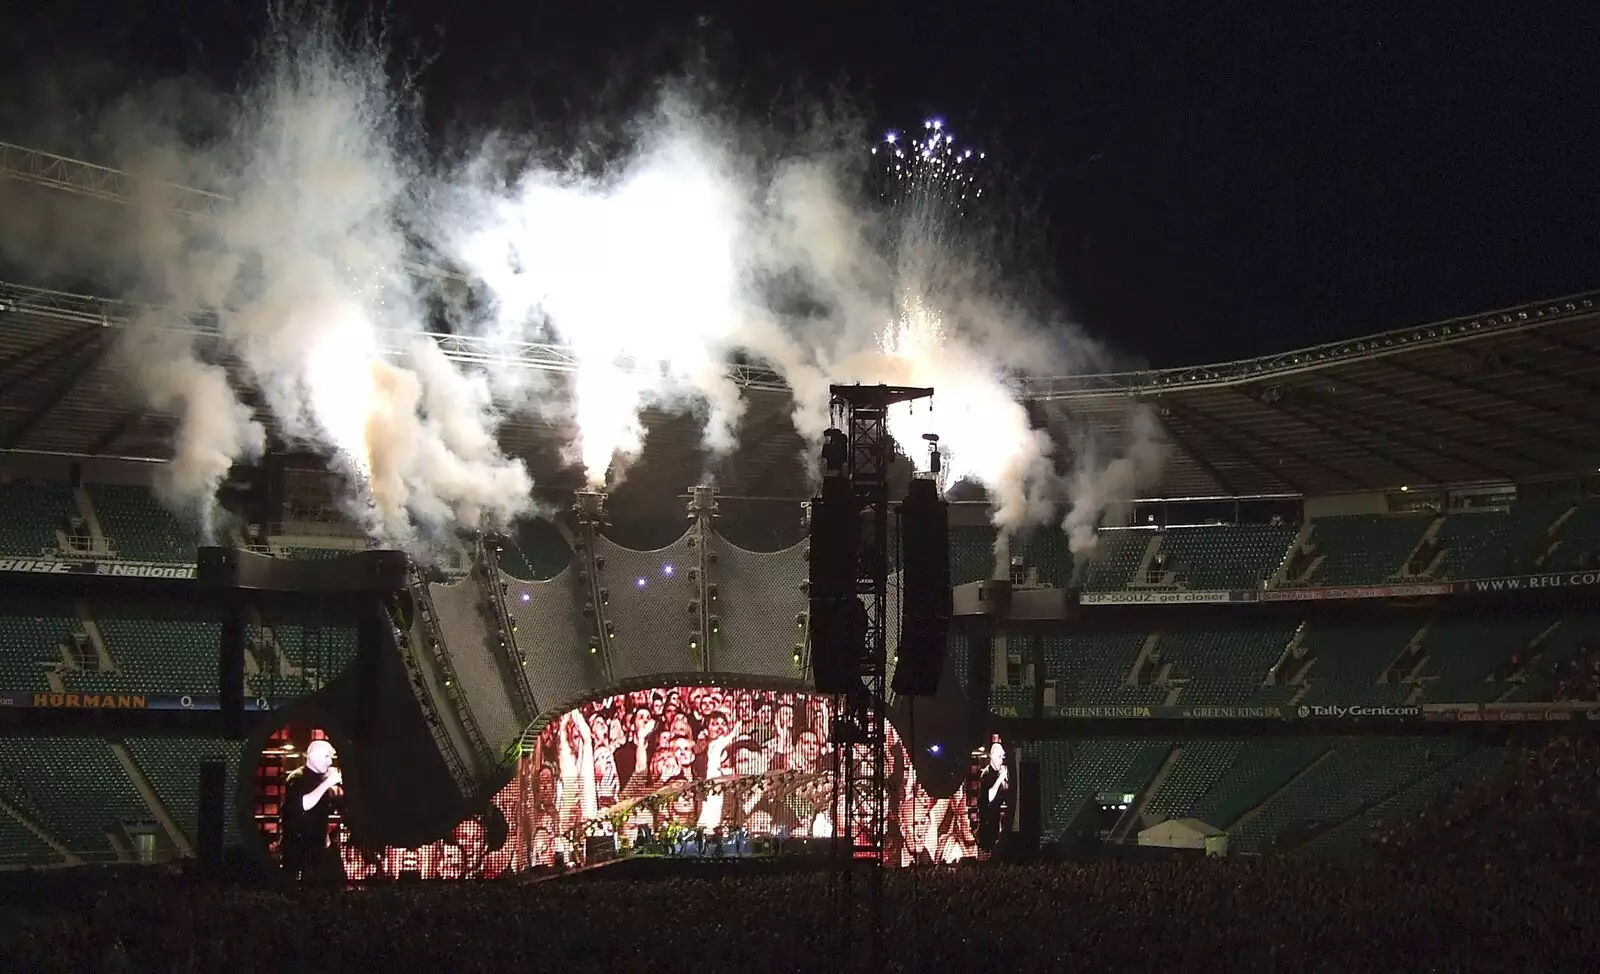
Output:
[
  {"xmin": 809, "ymin": 473, "xmax": 864, "ymax": 695},
  {"xmin": 197, "ymin": 759, "xmax": 227, "ymax": 869},
  {"xmin": 892, "ymin": 476, "xmax": 951, "ymax": 696}
]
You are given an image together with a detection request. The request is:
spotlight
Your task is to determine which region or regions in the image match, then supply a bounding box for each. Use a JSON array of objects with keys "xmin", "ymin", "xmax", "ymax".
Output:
[
  {"xmin": 636, "ymin": 577, "xmax": 646, "ymax": 588},
  {"xmin": 520, "ymin": 592, "xmax": 531, "ymax": 604},
  {"xmin": 928, "ymin": 744, "xmax": 942, "ymax": 756},
  {"xmin": 662, "ymin": 564, "xmax": 674, "ymax": 576}
]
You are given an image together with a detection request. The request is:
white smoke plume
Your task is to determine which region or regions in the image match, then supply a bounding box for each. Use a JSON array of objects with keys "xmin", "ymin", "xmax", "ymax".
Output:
[
  {"xmin": 1, "ymin": 10, "xmax": 534, "ymax": 546},
  {"xmin": 3, "ymin": 22, "xmax": 1163, "ymax": 550},
  {"xmin": 1061, "ymin": 404, "xmax": 1170, "ymax": 554},
  {"xmin": 442, "ymin": 96, "xmax": 749, "ymax": 487}
]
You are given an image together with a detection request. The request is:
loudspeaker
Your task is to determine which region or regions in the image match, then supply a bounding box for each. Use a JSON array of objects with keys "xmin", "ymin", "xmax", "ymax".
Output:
[
  {"xmin": 1017, "ymin": 758, "xmax": 1041, "ymax": 846},
  {"xmin": 198, "ymin": 760, "xmax": 227, "ymax": 868},
  {"xmin": 892, "ymin": 477, "xmax": 951, "ymax": 695},
  {"xmin": 809, "ymin": 475, "xmax": 863, "ymax": 694}
]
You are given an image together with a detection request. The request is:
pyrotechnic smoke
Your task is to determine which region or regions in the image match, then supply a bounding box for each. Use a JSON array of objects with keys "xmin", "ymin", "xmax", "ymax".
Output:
[
  {"xmin": 2, "ymin": 10, "xmax": 534, "ymax": 545},
  {"xmin": 4, "ymin": 22, "xmax": 1163, "ymax": 550},
  {"xmin": 442, "ymin": 96, "xmax": 749, "ymax": 488},
  {"xmin": 1061, "ymin": 404, "xmax": 1169, "ymax": 554}
]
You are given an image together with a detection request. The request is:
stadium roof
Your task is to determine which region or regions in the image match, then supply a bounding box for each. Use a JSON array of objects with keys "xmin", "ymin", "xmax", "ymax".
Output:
[{"xmin": 3, "ymin": 140, "xmax": 1600, "ymax": 502}]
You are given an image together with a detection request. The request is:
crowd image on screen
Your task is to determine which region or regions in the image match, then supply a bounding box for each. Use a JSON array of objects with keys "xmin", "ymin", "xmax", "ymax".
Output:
[{"xmin": 328, "ymin": 685, "xmax": 973, "ymax": 879}]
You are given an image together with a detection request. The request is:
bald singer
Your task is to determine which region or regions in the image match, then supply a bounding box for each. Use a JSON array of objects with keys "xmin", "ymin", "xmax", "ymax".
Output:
[{"xmin": 280, "ymin": 739, "xmax": 344, "ymax": 882}]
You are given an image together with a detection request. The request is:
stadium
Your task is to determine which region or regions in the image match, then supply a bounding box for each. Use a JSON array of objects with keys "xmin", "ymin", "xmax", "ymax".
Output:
[{"xmin": 3, "ymin": 136, "xmax": 1600, "ymax": 969}]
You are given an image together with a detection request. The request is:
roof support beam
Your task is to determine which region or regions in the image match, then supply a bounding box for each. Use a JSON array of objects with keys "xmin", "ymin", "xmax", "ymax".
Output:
[
  {"xmin": 1148, "ymin": 406, "xmax": 1240, "ymax": 496},
  {"xmin": 1177, "ymin": 398, "xmax": 1366, "ymax": 492},
  {"xmin": 1327, "ymin": 372, "xmax": 1576, "ymax": 470},
  {"xmin": 0, "ymin": 334, "xmax": 110, "ymax": 450},
  {"xmin": 0, "ymin": 322, "xmax": 105, "ymax": 399},
  {"xmin": 1284, "ymin": 385, "xmax": 1515, "ymax": 482},
  {"xmin": 1379, "ymin": 359, "xmax": 1600, "ymax": 456},
  {"xmin": 87, "ymin": 409, "xmax": 148, "ymax": 456},
  {"xmin": 1250, "ymin": 388, "xmax": 1445, "ymax": 487},
  {"xmin": 1157, "ymin": 399, "xmax": 1308, "ymax": 495}
]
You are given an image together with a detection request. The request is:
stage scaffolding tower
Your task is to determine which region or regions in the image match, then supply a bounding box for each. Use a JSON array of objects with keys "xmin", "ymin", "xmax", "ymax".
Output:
[{"xmin": 824, "ymin": 383, "xmax": 931, "ymax": 973}]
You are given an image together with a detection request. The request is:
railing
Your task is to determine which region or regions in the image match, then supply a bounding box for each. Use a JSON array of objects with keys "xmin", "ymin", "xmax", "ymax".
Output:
[
  {"xmin": 386, "ymin": 595, "xmax": 474, "ymax": 799},
  {"xmin": 408, "ymin": 566, "xmax": 494, "ymax": 773},
  {"xmin": 477, "ymin": 538, "xmax": 540, "ymax": 725}
]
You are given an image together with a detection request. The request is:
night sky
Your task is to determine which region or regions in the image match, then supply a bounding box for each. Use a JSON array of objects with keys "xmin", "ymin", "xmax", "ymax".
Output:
[{"xmin": 5, "ymin": 2, "xmax": 1595, "ymax": 369}]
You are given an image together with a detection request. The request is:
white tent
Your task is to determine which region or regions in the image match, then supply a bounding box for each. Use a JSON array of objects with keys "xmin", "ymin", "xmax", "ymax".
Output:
[{"xmin": 1137, "ymin": 818, "xmax": 1228, "ymax": 856}]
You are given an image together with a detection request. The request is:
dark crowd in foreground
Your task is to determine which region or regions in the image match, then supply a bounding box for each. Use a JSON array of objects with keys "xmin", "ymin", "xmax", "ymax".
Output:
[{"xmin": 2, "ymin": 735, "xmax": 1598, "ymax": 974}]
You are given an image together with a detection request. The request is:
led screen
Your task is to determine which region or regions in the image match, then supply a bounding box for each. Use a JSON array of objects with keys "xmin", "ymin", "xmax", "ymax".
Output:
[{"xmin": 311, "ymin": 685, "xmax": 976, "ymax": 880}]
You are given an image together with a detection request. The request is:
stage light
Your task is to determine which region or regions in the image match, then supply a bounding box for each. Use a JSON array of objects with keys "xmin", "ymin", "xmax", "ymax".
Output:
[
  {"xmin": 928, "ymin": 744, "xmax": 941, "ymax": 755},
  {"xmin": 662, "ymin": 564, "xmax": 674, "ymax": 576},
  {"xmin": 520, "ymin": 592, "xmax": 531, "ymax": 604},
  {"xmin": 636, "ymin": 577, "xmax": 647, "ymax": 588}
]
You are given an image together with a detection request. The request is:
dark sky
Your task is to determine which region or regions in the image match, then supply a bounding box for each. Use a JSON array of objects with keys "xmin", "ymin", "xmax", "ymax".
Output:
[{"xmin": 5, "ymin": 1, "xmax": 1597, "ymax": 369}]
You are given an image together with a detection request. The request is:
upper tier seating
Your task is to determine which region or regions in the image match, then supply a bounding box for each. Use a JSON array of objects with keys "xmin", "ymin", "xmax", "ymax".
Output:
[
  {"xmin": 1298, "ymin": 621, "xmax": 1418, "ymax": 706},
  {"xmin": 1546, "ymin": 500, "xmax": 1600, "ymax": 570},
  {"xmin": 68, "ymin": 611, "xmax": 221, "ymax": 696},
  {"xmin": 0, "ymin": 482, "xmax": 73, "ymax": 557},
  {"xmin": 1413, "ymin": 615, "xmax": 1553, "ymax": 703},
  {"xmin": 1159, "ymin": 625, "xmax": 1296, "ymax": 705},
  {"xmin": 1079, "ymin": 531, "xmax": 1152, "ymax": 591},
  {"xmin": 0, "ymin": 609, "xmax": 78, "ymax": 689},
  {"xmin": 1307, "ymin": 514, "xmax": 1433, "ymax": 586},
  {"xmin": 1041, "ymin": 632, "xmax": 1164, "ymax": 707},
  {"xmin": 1434, "ymin": 502, "xmax": 1570, "ymax": 579},
  {"xmin": 1158, "ymin": 524, "xmax": 1296, "ymax": 589},
  {"xmin": 87, "ymin": 484, "xmax": 198, "ymax": 563}
]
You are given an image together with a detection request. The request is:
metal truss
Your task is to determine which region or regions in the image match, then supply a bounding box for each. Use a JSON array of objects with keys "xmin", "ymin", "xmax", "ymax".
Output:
[
  {"xmin": 5, "ymin": 138, "xmax": 1599, "ymax": 402},
  {"xmin": 827, "ymin": 382, "xmax": 932, "ymax": 973}
]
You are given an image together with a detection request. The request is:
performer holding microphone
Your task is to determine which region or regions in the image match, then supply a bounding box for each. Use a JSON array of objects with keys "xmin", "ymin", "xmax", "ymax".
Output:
[
  {"xmin": 280, "ymin": 739, "xmax": 344, "ymax": 882},
  {"xmin": 978, "ymin": 740, "xmax": 1011, "ymax": 853}
]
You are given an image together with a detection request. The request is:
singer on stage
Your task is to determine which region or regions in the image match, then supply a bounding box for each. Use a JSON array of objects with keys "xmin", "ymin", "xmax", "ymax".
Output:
[
  {"xmin": 280, "ymin": 739, "xmax": 344, "ymax": 881},
  {"xmin": 977, "ymin": 741, "xmax": 1011, "ymax": 852}
]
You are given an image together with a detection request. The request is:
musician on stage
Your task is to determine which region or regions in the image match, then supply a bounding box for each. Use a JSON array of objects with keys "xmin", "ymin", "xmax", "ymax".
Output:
[
  {"xmin": 977, "ymin": 741, "xmax": 1011, "ymax": 853},
  {"xmin": 280, "ymin": 739, "xmax": 344, "ymax": 882}
]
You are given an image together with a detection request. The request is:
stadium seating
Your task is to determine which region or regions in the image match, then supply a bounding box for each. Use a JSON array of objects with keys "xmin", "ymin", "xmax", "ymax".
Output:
[
  {"xmin": 1159, "ymin": 624, "xmax": 1296, "ymax": 705},
  {"xmin": 1041, "ymin": 632, "xmax": 1165, "ymax": 706},
  {"xmin": 1297, "ymin": 621, "xmax": 1418, "ymax": 706},
  {"xmin": 1159, "ymin": 524, "xmax": 1296, "ymax": 589},
  {"xmin": 1035, "ymin": 740, "xmax": 1171, "ymax": 837},
  {"xmin": 1546, "ymin": 500, "xmax": 1600, "ymax": 570},
  {"xmin": 0, "ymin": 737, "xmax": 151, "ymax": 862},
  {"xmin": 0, "ymin": 482, "xmax": 73, "ymax": 556},
  {"xmin": 1297, "ymin": 745, "xmax": 1506, "ymax": 858},
  {"xmin": 86, "ymin": 484, "xmax": 199, "ymax": 563},
  {"xmin": 1183, "ymin": 740, "xmax": 1327, "ymax": 829},
  {"xmin": 1078, "ymin": 531, "xmax": 1151, "ymax": 591},
  {"xmin": 1228, "ymin": 740, "xmax": 1465, "ymax": 853},
  {"xmin": 1143, "ymin": 741, "xmax": 1243, "ymax": 820},
  {"xmin": 70, "ymin": 612, "xmax": 222, "ymax": 695},
  {"xmin": 1412, "ymin": 615, "xmax": 1552, "ymax": 703},
  {"xmin": 122, "ymin": 736, "xmax": 245, "ymax": 850},
  {"xmin": 1433, "ymin": 503, "xmax": 1571, "ymax": 579},
  {"xmin": 950, "ymin": 525, "xmax": 998, "ymax": 586},
  {"xmin": 0, "ymin": 811, "xmax": 55, "ymax": 866},
  {"xmin": 0, "ymin": 610, "xmax": 79, "ymax": 689},
  {"xmin": 1306, "ymin": 514, "xmax": 1432, "ymax": 585}
]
